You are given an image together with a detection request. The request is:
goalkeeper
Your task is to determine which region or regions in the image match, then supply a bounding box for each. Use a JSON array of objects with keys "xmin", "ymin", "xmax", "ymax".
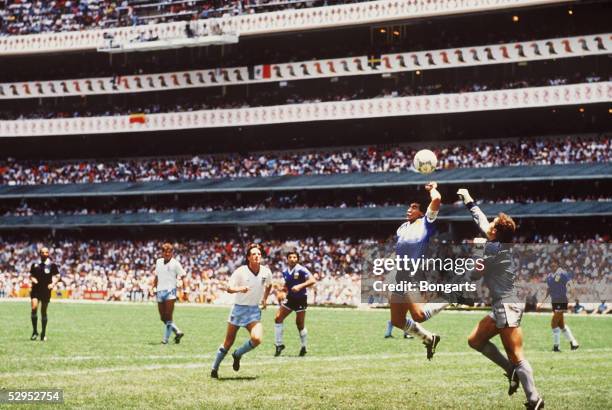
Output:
[{"xmin": 457, "ymin": 188, "xmax": 544, "ymax": 410}]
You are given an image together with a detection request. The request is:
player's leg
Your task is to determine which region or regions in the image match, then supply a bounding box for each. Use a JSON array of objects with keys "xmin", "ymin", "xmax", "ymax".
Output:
[
  {"xmin": 232, "ymin": 321, "xmax": 263, "ymax": 371},
  {"xmin": 211, "ymin": 323, "xmax": 239, "ymax": 377},
  {"xmin": 158, "ymin": 299, "xmax": 172, "ymax": 344},
  {"xmin": 558, "ymin": 310, "xmax": 579, "ymax": 349},
  {"xmin": 40, "ymin": 300, "xmax": 49, "ymax": 341},
  {"xmin": 296, "ymin": 310, "xmax": 307, "ymax": 356},
  {"xmin": 551, "ymin": 310, "xmax": 562, "ymax": 351},
  {"xmin": 407, "ymin": 301, "xmax": 449, "ymax": 323},
  {"xmin": 392, "ymin": 300, "xmax": 438, "ymax": 359},
  {"xmin": 384, "ymin": 320, "xmax": 394, "ymax": 338},
  {"xmin": 30, "ymin": 297, "xmax": 39, "ymax": 340},
  {"xmin": 499, "ymin": 326, "xmax": 543, "ymax": 408},
  {"xmin": 164, "ymin": 298, "xmax": 184, "ymax": 344},
  {"xmin": 274, "ymin": 305, "xmax": 291, "ymax": 356},
  {"xmin": 467, "ymin": 315, "xmax": 512, "ymax": 372}
]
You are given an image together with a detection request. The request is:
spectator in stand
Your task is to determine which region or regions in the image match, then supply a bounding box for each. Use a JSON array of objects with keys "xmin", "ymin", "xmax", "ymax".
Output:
[{"xmin": 0, "ymin": 135, "xmax": 609, "ymax": 186}]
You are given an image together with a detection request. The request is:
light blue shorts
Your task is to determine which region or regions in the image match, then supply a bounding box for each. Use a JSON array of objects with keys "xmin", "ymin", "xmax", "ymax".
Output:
[
  {"xmin": 228, "ymin": 304, "xmax": 261, "ymax": 327},
  {"xmin": 157, "ymin": 288, "xmax": 177, "ymax": 303}
]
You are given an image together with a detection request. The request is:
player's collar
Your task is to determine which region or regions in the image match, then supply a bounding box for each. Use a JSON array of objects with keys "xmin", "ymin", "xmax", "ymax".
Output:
[
  {"xmin": 40, "ymin": 259, "xmax": 50, "ymax": 265},
  {"xmin": 287, "ymin": 264, "xmax": 300, "ymax": 274},
  {"xmin": 247, "ymin": 264, "xmax": 261, "ymax": 276}
]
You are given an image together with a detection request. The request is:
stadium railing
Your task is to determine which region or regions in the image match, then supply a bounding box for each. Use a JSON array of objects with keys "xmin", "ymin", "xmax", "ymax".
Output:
[
  {"xmin": 0, "ymin": 0, "xmax": 569, "ymax": 55},
  {"xmin": 0, "ymin": 202, "xmax": 610, "ymax": 228},
  {"xmin": 0, "ymin": 82, "xmax": 608, "ymax": 136},
  {"xmin": 1, "ymin": 33, "xmax": 608, "ymax": 100},
  {"xmin": 1, "ymin": 163, "xmax": 610, "ymax": 198}
]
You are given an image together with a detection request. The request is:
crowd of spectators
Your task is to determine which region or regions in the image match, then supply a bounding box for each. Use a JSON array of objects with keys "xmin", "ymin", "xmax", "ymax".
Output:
[
  {"xmin": 2, "ymin": 194, "xmax": 610, "ymax": 217},
  {"xmin": 0, "ymin": 0, "xmax": 366, "ymax": 36},
  {"xmin": 0, "ymin": 234, "xmax": 608, "ymax": 305},
  {"xmin": 1, "ymin": 72, "xmax": 607, "ymax": 121},
  {"xmin": 1, "ymin": 135, "xmax": 609, "ymax": 186},
  {"xmin": 0, "ymin": 236, "xmax": 366, "ymax": 305}
]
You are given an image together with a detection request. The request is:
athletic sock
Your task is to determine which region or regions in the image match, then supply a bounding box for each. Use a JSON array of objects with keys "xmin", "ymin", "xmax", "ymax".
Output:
[
  {"xmin": 235, "ymin": 339, "xmax": 255, "ymax": 358},
  {"xmin": 274, "ymin": 323, "xmax": 284, "ymax": 346},
  {"xmin": 476, "ymin": 341, "xmax": 513, "ymax": 374},
  {"xmin": 169, "ymin": 321, "xmax": 181, "ymax": 335},
  {"xmin": 422, "ymin": 303, "xmax": 449, "ymax": 321},
  {"xmin": 299, "ymin": 328, "xmax": 308, "ymax": 348},
  {"xmin": 561, "ymin": 326, "xmax": 577, "ymax": 344},
  {"xmin": 552, "ymin": 327, "xmax": 561, "ymax": 346},
  {"xmin": 31, "ymin": 312, "xmax": 38, "ymax": 333},
  {"xmin": 516, "ymin": 359, "xmax": 540, "ymax": 403},
  {"xmin": 163, "ymin": 321, "xmax": 173, "ymax": 343},
  {"xmin": 384, "ymin": 320, "xmax": 394, "ymax": 337},
  {"xmin": 404, "ymin": 318, "xmax": 433, "ymax": 342},
  {"xmin": 211, "ymin": 346, "xmax": 228, "ymax": 370},
  {"xmin": 41, "ymin": 316, "xmax": 48, "ymax": 335}
]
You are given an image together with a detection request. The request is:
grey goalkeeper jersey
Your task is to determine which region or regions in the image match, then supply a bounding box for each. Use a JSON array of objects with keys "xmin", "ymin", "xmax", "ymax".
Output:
[{"xmin": 467, "ymin": 203, "xmax": 519, "ymax": 304}]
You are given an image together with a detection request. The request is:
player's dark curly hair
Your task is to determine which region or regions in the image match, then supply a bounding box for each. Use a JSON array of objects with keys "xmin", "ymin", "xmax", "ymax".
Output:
[
  {"xmin": 245, "ymin": 243, "xmax": 266, "ymax": 259},
  {"xmin": 287, "ymin": 250, "xmax": 299, "ymax": 260}
]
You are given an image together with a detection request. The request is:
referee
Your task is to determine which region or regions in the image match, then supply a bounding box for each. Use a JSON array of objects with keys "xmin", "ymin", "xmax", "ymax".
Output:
[{"xmin": 30, "ymin": 247, "xmax": 60, "ymax": 341}]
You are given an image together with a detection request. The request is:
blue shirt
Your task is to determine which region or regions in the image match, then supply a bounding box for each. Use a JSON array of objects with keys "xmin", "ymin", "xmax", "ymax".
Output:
[
  {"xmin": 395, "ymin": 216, "xmax": 436, "ymax": 259},
  {"xmin": 282, "ymin": 263, "xmax": 312, "ymax": 298},
  {"xmin": 546, "ymin": 269, "xmax": 572, "ymax": 303}
]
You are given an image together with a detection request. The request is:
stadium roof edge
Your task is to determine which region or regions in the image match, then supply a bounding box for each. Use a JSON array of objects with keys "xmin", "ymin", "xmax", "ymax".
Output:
[
  {"xmin": 0, "ymin": 201, "xmax": 609, "ymax": 229},
  {"xmin": 0, "ymin": 163, "xmax": 609, "ymax": 199}
]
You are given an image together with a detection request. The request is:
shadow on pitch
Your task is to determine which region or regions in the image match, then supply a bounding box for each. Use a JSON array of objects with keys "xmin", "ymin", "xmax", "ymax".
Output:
[{"xmin": 217, "ymin": 376, "xmax": 258, "ymax": 381}]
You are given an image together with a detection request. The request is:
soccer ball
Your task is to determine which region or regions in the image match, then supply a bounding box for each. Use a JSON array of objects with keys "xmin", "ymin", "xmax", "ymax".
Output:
[{"xmin": 413, "ymin": 149, "xmax": 437, "ymax": 174}]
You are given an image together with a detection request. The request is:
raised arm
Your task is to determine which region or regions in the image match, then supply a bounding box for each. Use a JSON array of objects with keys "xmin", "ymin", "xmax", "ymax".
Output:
[
  {"xmin": 425, "ymin": 181, "xmax": 441, "ymax": 218},
  {"xmin": 457, "ymin": 188, "xmax": 490, "ymax": 235}
]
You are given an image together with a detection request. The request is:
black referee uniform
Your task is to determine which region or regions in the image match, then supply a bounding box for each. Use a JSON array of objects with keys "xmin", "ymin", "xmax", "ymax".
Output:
[{"xmin": 30, "ymin": 260, "xmax": 59, "ymax": 340}]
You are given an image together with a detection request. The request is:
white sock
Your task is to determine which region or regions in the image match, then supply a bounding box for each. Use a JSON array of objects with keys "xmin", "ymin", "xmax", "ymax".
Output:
[
  {"xmin": 299, "ymin": 328, "xmax": 308, "ymax": 348},
  {"xmin": 404, "ymin": 318, "xmax": 432, "ymax": 342},
  {"xmin": 274, "ymin": 323, "xmax": 284, "ymax": 346},
  {"xmin": 552, "ymin": 327, "xmax": 561, "ymax": 346},
  {"xmin": 422, "ymin": 303, "xmax": 449, "ymax": 321},
  {"xmin": 561, "ymin": 326, "xmax": 577, "ymax": 344}
]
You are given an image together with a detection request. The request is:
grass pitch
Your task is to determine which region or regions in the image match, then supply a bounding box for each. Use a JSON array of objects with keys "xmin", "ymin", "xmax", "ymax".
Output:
[{"xmin": 0, "ymin": 301, "xmax": 610, "ymax": 409}]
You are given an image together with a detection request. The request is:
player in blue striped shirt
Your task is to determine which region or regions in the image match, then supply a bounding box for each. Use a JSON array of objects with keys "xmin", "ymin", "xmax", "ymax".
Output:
[{"xmin": 389, "ymin": 182, "xmax": 448, "ymax": 360}]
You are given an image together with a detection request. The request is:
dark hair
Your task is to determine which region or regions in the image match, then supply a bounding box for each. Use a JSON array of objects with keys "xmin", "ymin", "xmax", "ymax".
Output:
[
  {"xmin": 245, "ymin": 243, "xmax": 265, "ymax": 259},
  {"xmin": 287, "ymin": 251, "xmax": 299, "ymax": 260},
  {"xmin": 493, "ymin": 213, "xmax": 516, "ymax": 242}
]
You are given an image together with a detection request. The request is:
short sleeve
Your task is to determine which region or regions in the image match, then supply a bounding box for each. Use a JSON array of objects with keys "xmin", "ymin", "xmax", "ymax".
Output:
[
  {"xmin": 51, "ymin": 264, "xmax": 60, "ymax": 275},
  {"xmin": 301, "ymin": 266, "xmax": 312, "ymax": 279},
  {"xmin": 228, "ymin": 270, "xmax": 240, "ymax": 288},
  {"xmin": 175, "ymin": 260, "xmax": 187, "ymax": 277},
  {"xmin": 30, "ymin": 264, "xmax": 36, "ymax": 274},
  {"xmin": 265, "ymin": 270, "xmax": 273, "ymax": 286}
]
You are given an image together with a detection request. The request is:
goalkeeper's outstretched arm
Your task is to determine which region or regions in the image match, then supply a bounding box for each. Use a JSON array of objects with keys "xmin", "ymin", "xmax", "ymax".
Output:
[{"xmin": 457, "ymin": 188, "xmax": 489, "ymax": 236}]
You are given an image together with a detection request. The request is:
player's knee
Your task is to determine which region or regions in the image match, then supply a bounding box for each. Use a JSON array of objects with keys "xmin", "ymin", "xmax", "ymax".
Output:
[
  {"xmin": 467, "ymin": 336, "xmax": 481, "ymax": 350},
  {"xmin": 274, "ymin": 316, "xmax": 283, "ymax": 324},
  {"xmin": 250, "ymin": 335, "xmax": 262, "ymax": 346},
  {"xmin": 412, "ymin": 312, "xmax": 427, "ymax": 323}
]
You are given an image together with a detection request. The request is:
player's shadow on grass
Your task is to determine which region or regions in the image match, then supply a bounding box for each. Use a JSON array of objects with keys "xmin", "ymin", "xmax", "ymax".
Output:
[{"xmin": 217, "ymin": 376, "xmax": 258, "ymax": 381}]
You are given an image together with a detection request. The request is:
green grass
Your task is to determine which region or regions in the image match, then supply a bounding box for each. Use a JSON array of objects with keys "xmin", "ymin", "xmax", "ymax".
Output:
[{"xmin": 0, "ymin": 301, "xmax": 610, "ymax": 409}]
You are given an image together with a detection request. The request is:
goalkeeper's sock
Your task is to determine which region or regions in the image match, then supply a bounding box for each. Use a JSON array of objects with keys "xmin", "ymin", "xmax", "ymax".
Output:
[{"xmin": 476, "ymin": 341, "xmax": 513, "ymax": 374}]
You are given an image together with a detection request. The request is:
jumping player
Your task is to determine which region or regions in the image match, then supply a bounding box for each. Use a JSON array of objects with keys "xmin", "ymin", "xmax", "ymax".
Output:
[
  {"xmin": 458, "ymin": 188, "xmax": 544, "ymax": 410},
  {"xmin": 29, "ymin": 247, "xmax": 60, "ymax": 341},
  {"xmin": 211, "ymin": 243, "xmax": 272, "ymax": 378},
  {"xmin": 274, "ymin": 251, "xmax": 317, "ymax": 357},
  {"xmin": 544, "ymin": 259, "xmax": 579, "ymax": 352},
  {"xmin": 153, "ymin": 243, "xmax": 186, "ymax": 344},
  {"xmin": 389, "ymin": 181, "xmax": 448, "ymax": 360}
]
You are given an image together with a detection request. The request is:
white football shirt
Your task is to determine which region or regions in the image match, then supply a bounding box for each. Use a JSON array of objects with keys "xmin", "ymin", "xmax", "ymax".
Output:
[
  {"xmin": 229, "ymin": 264, "xmax": 273, "ymax": 306},
  {"xmin": 155, "ymin": 258, "xmax": 186, "ymax": 291}
]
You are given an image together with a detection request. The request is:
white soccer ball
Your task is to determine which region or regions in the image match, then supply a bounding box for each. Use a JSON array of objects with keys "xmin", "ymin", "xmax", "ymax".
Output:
[{"xmin": 413, "ymin": 149, "xmax": 437, "ymax": 174}]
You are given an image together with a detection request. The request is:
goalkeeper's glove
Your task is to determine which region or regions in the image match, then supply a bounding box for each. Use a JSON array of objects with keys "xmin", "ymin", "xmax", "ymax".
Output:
[{"xmin": 457, "ymin": 188, "xmax": 474, "ymax": 205}]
